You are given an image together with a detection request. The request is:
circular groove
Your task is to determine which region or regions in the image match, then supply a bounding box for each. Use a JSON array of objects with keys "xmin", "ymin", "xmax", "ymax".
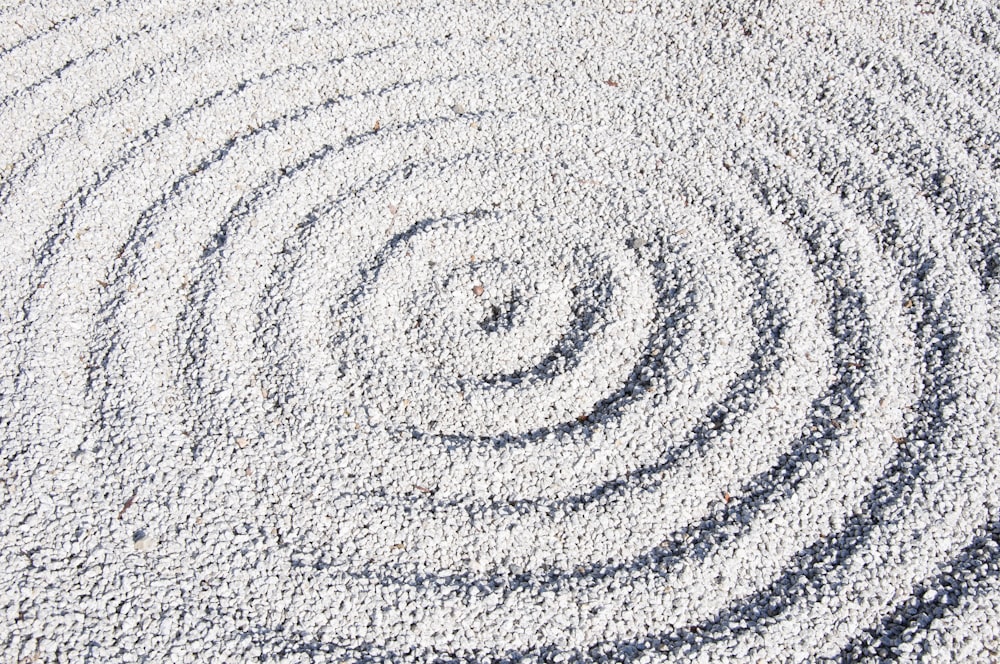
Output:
[{"xmin": 1, "ymin": 1, "xmax": 998, "ymax": 662}]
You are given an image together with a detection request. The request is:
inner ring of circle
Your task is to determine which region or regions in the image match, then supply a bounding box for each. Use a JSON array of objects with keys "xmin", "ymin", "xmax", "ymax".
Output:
[
  {"xmin": 329, "ymin": 210, "xmax": 659, "ymax": 438},
  {"xmin": 362, "ymin": 217, "xmax": 580, "ymax": 381}
]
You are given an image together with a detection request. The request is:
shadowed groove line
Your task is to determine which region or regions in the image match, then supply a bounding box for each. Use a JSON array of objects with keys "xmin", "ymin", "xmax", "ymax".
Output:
[
  {"xmin": 537, "ymin": 526, "xmax": 1000, "ymax": 664},
  {"xmin": 15, "ymin": 85, "xmax": 228, "ymax": 369},
  {"xmin": 326, "ymin": 205, "xmax": 651, "ymax": 392},
  {"xmin": 640, "ymin": 137, "xmax": 980, "ymax": 639},
  {"xmin": 349, "ymin": 305, "xmax": 968, "ymax": 663},
  {"xmin": 28, "ymin": 67, "xmax": 463, "ymax": 399},
  {"xmin": 0, "ymin": 0, "xmax": 112, "ymax": 59},
  {"xmin": 732, "ymin": 74, "xmax": 999, "ymax": 293},
  {"xmin": 829, "ymin": 66, "xmax": 1000, "ymax": 182},
  {"xmin": 433, "ymin": 228, "xmax": 780, "ymax": 463},
  {"xmin": 247, "ymin": 146, "xmax": 943, "ymax": 659},
  {"xmin": 290, "ymin": 199, "xmax": 876, "ymax": 591},
  {"xmin": 240, "ymin": 121, "xmax": 727, "ymax": 455},
  {"xmin": 285, "ymin": 199, "xmax": 843, "ymax": 573},
  {"xmin": 258, "ymin": 507, "xmax": 997, "ymax": 664},
  {"xmin": 0, "ymin": 14, "xmax": 408, "ymax": 203},
  {"xmin": 809, "ymin": 8, "xmax": 1000, "ymax": 163},
  {"xmin": 0, "ymin": 1, "xmax": 471, "ymax": 204},
  {"xmin": 836, "ymin": 519, "xmax": 1000, "ymax": 662},
  {"xmin": 58, "ymin": 107, "xmax": 393, "ymax": 423},
  {"xmin": 253, "ymin": 356, "xmax": 988, "ymax": 664},
  {"xmin": 153, "ymin": 112, "xmax": 470, "ymax": 449},
  {"xmin": 113, "ymin": 65, "xmax": 452, "ymax": 269},
  {"xmin": 255, "ymin": 140, "xmax": 788, "ymax": 461},
  {"xmin": 0, "ymin": 40, "xmax": 203, "ymax": 203},
  {"xmin": 777, "ymin": 29, "xmax": 1000, "ymax": 185},
  {"xmin": 660, "ymin": 234, "xmax": 973, "ymax": 656},
  {"xmin": 700, "ymin": 16, "xmax": 1000, "ymax": 292},
  {"xmin": 0, "ymin": 0, "xmax": 287, "ymax": 88},
  {"xmin": 361, "ymin": 242, "xmax": 698, "ymax": 453},
  {"xmin": 0, "ymin": 15, "xmax": 166, "ymax": 109},
  {"xmin": 739, "ymin": 78, "xmax": 995, "ymax": 488},
  {"xmin": 859, "ymin": 47, "xmax": 1000, "ymax": 167},
  {"xmin": 7, "ymin": 73, "xmax": 234, "ymax": 404}
]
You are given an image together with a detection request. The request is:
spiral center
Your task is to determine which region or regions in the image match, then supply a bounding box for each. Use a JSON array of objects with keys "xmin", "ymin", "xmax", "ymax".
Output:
[{"xmin": 325, "ymin": 209, "xmax": 658, "ymax": 437}]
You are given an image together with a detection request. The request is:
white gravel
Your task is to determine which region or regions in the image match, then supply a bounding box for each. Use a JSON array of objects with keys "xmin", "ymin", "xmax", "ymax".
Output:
[{"xmin": 2, "ymin": 0, "xmax": 999, "ymax": 661}]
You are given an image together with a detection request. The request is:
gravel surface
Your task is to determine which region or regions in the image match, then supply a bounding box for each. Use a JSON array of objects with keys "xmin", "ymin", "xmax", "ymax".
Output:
[{"xmin": 2, "ymin": 0, "xmax": 999, "ymax": 661}]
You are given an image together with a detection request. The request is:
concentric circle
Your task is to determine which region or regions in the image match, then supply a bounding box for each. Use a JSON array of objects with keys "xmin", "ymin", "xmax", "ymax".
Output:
[{"xmin": 1, "ymin": 1, "xmax": 998, "ymax": 662}]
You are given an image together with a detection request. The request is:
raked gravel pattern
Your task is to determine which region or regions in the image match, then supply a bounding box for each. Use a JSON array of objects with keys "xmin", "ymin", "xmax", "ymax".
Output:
[{"xmin": 2, "ymin": 0, "xmax": 999, "ymax": 662}]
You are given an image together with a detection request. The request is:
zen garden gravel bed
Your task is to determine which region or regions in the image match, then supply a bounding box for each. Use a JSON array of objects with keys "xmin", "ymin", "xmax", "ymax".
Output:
[{"xmin": 1, "ymin": 0, "xmax": 998, "ymax": 661}]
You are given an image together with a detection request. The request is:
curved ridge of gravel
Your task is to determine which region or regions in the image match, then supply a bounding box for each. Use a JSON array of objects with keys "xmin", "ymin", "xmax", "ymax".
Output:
[{"xmin": 1, "ymin": 0, "xmax": 999, "ymax": 661}]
